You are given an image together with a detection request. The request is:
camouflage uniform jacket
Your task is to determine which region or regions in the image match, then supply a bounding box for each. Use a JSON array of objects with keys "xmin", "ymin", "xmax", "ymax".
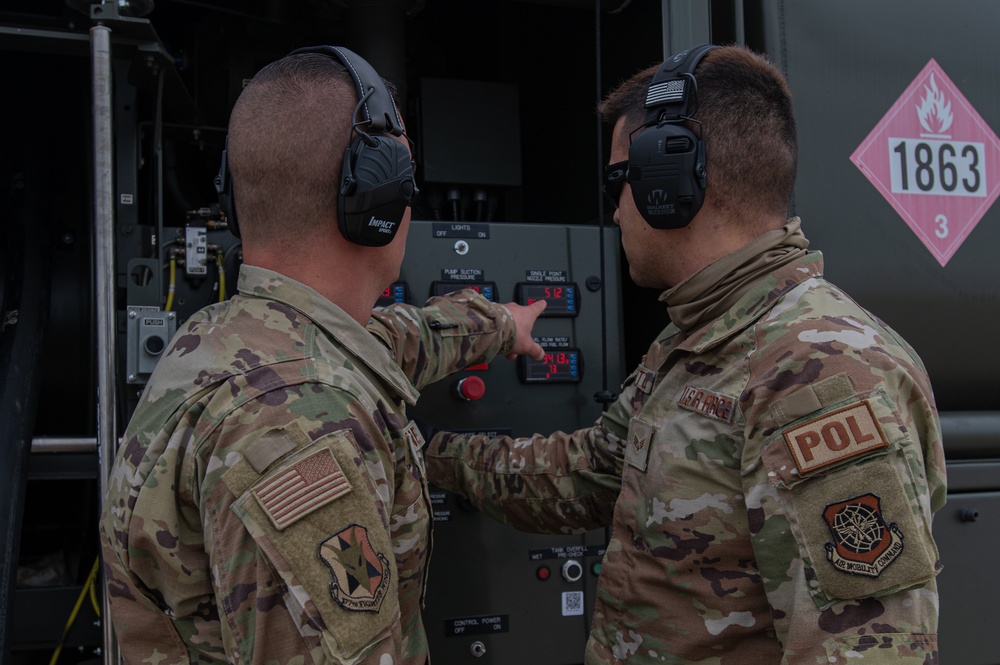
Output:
[
  {"xmin": 100, "ymin": 266, "xmax": 518, "ymax": 665},
  {"xmin": 426, "ymin": 250, "xmax": 945, "ymax": 664}
]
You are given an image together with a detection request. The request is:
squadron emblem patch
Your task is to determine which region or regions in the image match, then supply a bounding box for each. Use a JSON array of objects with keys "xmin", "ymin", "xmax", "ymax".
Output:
[
  {"xmin": 823, "ymin": 493, "xmax": 903, "ymax": 577},
  {"xmin": 320, "ymin": 524, "xmax": 391, "ymax": 612}
]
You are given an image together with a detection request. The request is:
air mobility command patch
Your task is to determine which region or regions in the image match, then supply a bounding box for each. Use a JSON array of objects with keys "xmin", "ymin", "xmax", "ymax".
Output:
[
  {"xmin": 253, "ymin": 448, "xmax": 352, "ymax": 530},
  {"xmin": 782, "ymin": 400, "xmax": 888, "ymax": 475},
  {"xmin": 788, "ymin": 460, "xmax": 938, "ymax": 602},
  {"xmin": 320, "ymin": 524, "xmax": 391, "ymax": 612},
  {"xmin": 822, "ymin": 493, "xmax": 903, "ymax": 577}
]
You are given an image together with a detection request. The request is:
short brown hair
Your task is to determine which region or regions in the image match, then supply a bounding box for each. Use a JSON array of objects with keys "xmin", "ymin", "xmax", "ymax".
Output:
[
  {"xmin": 599, "ymin": 45, "xmax": 797, "ymax": 221},
  {"xmin": 226, "ymin": 53, "xmax": 357, "ymax": 244}
]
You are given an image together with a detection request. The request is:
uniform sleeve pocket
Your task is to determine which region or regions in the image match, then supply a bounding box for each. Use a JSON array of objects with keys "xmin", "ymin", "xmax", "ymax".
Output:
[
  {"xmin": 821, "ymin": 632, "xmax": 938, "ymax": 662},
  {"xmin": 758, "ymin": 391, "xmax": 939, "ymax": 607},
  {"xmin": 779, "ymin": 459, "xmax": 939, "ymax": 606},
  {"xmin": 228, "ymin": 430, "xmax": 400, "ymax": 660}
]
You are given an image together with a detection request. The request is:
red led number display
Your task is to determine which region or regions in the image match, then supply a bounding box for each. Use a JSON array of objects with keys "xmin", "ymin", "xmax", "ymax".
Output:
[{"xmin": 516, "ymin": 282, "xmax": 578, "ymax": 317}]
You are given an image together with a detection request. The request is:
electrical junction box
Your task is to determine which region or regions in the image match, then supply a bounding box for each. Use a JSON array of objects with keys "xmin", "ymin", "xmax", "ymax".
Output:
[
  {"xmin": 125, "ymin": 306, "xmax": 177, "ymax": 384},
  {"xmin": 185, "ymin": 226, "xmax": 208, "ymax": 276}
]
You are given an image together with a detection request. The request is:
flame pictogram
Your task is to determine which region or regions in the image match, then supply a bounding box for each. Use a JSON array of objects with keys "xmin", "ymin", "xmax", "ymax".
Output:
[{"xmin": 915, "ymin": 73, "xmax": 953, "ymax": 136}]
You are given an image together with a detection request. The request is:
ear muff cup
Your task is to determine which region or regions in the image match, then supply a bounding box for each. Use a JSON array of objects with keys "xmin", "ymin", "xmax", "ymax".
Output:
[
  {"xmin": 214, "ymin": 45, "xmax": 418, "ymax": 245},
  {"xmin": 338, "ymin": 134, "xmax": 416, "ymax": 247},
  {"xmin": 627, "ymin": 43, "xmax": 716, "ymax": 230},
  {"xmin": 627, "ymin": 122, "xmax": 706, "ymax": 230}
]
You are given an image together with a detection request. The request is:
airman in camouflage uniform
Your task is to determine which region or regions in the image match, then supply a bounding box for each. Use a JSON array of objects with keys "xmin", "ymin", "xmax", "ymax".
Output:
[
  {"xmin": 425, "ymin": 45, "xmax": 944, "ymax": 664},
  {"xmin": 99, "ymin": 48, "xmax": 546, "ymax": 664}
]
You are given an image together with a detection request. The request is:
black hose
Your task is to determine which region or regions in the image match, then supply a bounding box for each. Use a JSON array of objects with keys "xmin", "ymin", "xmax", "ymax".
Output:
[{"xmin": 0, "ymin": 197, "xmax": 52, "ymax": 663}]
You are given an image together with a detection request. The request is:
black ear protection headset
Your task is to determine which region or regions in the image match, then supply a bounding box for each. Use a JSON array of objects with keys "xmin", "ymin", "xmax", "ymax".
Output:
[
  {"xmin": 614, "ymin": 43, "xmax": 717, "ymax": 229},
  {"xmin": 214, "ymin": 45, "xmax": 417, "ymax": 246}
]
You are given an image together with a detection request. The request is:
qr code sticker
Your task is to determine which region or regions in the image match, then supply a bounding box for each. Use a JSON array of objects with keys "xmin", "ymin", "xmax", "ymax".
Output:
[{"xmin": 562, "ymin": 591, "xmax": 584, "ymax": 616}]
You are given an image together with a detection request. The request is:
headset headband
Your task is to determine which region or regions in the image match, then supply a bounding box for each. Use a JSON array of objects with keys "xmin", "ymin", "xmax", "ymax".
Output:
[
  {"xmin": 643, "ymin": 44, "xmax": 717, "ymax": 126},
  {"xmin": 287, "ymin": 45, "xmax": 405, "ymax": 137}
]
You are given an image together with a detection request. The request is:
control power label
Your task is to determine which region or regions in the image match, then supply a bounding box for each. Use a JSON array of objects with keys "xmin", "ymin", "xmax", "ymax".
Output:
[{"xmin": 444, "ymin": 614, "xmax": 510, "ymax": 637}]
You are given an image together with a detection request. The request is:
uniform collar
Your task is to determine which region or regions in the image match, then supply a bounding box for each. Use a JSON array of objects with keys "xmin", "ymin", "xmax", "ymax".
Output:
[
  {"xmin": 670, "ymin": 250, "xmax": 825, "ymax": 354},
  {"xmin": 238, "ymin": 265, "xmax": 419, "ymax": 404}
]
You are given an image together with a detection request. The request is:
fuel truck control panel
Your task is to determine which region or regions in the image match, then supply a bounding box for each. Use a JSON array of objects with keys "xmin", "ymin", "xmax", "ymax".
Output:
[{"xmin": 399, "ymin": 220, "xmax": 625, "ymax": 664}]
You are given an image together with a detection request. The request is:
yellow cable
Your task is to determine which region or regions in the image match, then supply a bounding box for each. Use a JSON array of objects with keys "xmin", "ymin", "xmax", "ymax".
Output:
[
  {"xmin": 49, "ymin": 557, "xmax": 101, "ymax": 665},
  {"xmin": 217, "ymin": 253, "xmax": 226, "ymax": 302},
  {"xmin": 165, "ymin": 256, "xmax": 176, "ymax": 312},
  {"xmin": 89, "ymin": 569, "xmax": 101, "ymax": 617}
]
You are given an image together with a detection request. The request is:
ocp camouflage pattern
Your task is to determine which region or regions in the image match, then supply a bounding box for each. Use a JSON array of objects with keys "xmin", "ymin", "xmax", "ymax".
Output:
[
  {"xmin": 427, "ymin": 248, "xmax": 945, "ymax": 664},
  {"xmin": 100, "ymin": 266, "xmax": 517, "ymax": 664}
]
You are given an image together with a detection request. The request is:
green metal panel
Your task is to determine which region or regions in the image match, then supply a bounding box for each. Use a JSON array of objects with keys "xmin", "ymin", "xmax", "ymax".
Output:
[
  {"xmin": 762, "ymin": 0, "xmax": 1000, "ymax": 415},
  {"xmin": 405, "ymin": 220, "xmax": 624, "ymax": 665},
  {"xmin": 760, "ymin": 4, "xmax": 1000, "ymax": 663}
]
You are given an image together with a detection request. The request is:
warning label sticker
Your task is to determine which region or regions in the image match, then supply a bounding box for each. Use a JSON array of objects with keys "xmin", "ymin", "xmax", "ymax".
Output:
[{"xmin": 851, "ymin": 58, "xmax": 1000, "ymax": 266}]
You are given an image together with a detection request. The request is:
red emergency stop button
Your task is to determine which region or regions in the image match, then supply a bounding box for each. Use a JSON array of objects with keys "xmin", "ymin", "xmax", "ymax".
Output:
[{"xmin": 455, "ymin": 376, "xmax": 486, "ymax": 401}]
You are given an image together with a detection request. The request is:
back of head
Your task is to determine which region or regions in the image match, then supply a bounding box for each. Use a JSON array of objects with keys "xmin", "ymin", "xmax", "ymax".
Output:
[
  {"xmin": 227, "ymin": 53, "xmax": 356, "ymax": 246},
  {"xmin": 600, "ymin": 44, "xmax": 798, "ymax": 224}
]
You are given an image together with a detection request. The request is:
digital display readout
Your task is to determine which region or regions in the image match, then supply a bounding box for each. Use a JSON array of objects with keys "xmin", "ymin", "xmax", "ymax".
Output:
[
  {"xmin": 376, "ymin": 282, "xmax": 408, "ymax": 307},
  {"xmin": 515, "ymin": 282, "xmax": 578, "ymax": 317},
  {"xmin": 518, "ymin": 348, "xmax": 582, "ymax": 384},
  {"xmin": 430, "ymin": 280, "xmax": 497, "ymax": 302}
]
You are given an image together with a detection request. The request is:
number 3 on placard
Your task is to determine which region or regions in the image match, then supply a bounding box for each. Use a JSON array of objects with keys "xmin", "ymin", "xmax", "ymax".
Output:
[{"xmin": 935, "ymin": 214, "xmax": 949, "ymax": 238}]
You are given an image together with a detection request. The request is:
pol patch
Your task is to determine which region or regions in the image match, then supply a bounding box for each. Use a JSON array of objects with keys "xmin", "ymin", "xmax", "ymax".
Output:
[{"xmin": 782, "ymin": 400, "xmax": 888, "ymax": 475}]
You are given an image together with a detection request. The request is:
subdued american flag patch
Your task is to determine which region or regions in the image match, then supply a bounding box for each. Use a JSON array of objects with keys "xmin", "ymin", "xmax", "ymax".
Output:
[{"xmin": 253, "ymin": 448, "xmax": 352, "ymax": 530}]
